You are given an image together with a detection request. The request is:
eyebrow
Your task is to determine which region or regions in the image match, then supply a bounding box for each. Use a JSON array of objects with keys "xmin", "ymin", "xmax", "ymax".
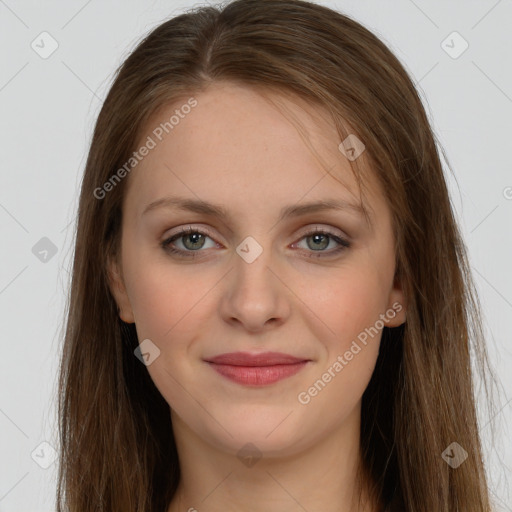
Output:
[{"xmin": 142, "ymin": 195, "xmax": 369, "ymax": 225}]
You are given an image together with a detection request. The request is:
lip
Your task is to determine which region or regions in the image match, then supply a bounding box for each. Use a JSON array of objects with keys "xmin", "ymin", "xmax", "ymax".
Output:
[{"xmin": 204, "ymin": 351, "xmax": 310, "ymax": 386}]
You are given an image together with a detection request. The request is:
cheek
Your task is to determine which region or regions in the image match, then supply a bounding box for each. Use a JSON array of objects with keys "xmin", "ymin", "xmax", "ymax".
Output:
[
  {"xmin": 125, "ymin": 263, "xmax": 209, "ymax": 403},
  {"xmin": 297, "ymin": 270, "xmax": 385, "ymax": 421},
  {"xmin": 305, "ymin": 263, "xmax": 388, "ymax": 394},
  {"xmin": 310, "ymin": 264, "xmax": 388, "ymax": 345},
  {"xmin": 123, "ymin": 236, "xmax": 213, "ymax": 339},
  {"xmin": 126, "ymin": 269, "xmax": 177, "ymax": 340}
]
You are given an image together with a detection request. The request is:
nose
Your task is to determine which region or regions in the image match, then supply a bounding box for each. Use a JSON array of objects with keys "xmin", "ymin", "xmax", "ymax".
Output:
[{"xmin": 219, "ymin": 241, "xmax": 291, "ymax": 333}]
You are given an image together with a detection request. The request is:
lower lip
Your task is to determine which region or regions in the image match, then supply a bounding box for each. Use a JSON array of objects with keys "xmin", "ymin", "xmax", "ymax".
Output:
[{"xmin": 207, "ymin": 362, "xmax": 308, "ymax": 386}]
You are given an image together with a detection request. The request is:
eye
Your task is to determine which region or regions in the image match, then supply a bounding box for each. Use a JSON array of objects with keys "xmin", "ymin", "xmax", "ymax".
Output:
[
  {"xmin": 161, "ymin": 225, "xmax": 350, "ymax": 259},
  {"xmin": 291, "ymin": 226, "xmax": 350, "ymax": 258},
  {"xmin": 161, "ymin": 226, "xmax": 217, "ymax": 259}
]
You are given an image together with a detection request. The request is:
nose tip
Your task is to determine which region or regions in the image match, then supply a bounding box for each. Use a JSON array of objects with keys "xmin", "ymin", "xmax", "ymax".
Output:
[{"xmin": 218, "ymin": 234, "xmax": 293, "ymax": 332}]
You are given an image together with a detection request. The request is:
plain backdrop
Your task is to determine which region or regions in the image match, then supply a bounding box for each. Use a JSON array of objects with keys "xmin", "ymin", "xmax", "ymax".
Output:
[{"xmin": 0, "ymin": 0, "xmax": 511, "ymax": 510}]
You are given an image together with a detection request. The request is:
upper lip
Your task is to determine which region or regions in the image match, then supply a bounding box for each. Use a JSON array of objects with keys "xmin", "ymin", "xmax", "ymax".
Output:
[{"xmin": 204, "ymin": 351, "xmax": 309, "ymax": 366}]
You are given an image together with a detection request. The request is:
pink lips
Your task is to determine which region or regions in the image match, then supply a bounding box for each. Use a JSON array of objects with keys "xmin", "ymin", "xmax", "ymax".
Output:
[{"xmin": 204, "ymin": 352, "xmax": 310, "ymax": 386}]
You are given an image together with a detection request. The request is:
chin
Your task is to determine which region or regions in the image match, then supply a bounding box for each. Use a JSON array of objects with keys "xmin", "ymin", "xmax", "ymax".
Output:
[{"xmin": 192, "ymin": 408, "xmax": 310, "ymax": 459}]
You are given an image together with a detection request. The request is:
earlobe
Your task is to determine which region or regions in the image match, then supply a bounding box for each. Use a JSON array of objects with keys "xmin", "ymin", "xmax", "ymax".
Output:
[
  {"xmin": 386, "ymin": 274, "xmax": 407, "ymax": 327},
  {"xmin": 107, "ymin": 255, "xmax": 135, "ymax": 324}
]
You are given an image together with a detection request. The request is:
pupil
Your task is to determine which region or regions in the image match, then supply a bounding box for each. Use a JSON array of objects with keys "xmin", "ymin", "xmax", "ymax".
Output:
[
  {"xmin": 185, "ymin": 233, "xmax": 204, "ymax": 249},
  {"xmin": 309, "ymin": 234, "xmax": 328, "ymax": 250}
]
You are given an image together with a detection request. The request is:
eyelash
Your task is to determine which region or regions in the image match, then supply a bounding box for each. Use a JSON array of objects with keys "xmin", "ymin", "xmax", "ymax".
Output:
[{"xmin": 161, "ymin": 225, "xmax": 351, "ymax": 260}]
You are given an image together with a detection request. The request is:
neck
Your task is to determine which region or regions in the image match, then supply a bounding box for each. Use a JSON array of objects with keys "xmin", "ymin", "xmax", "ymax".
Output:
[{"xmin": 166, "ymin": 405, "xmax": 379, "ymax": 512}]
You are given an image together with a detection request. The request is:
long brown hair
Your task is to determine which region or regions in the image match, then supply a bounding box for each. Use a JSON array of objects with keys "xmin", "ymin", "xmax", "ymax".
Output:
[{"xmin": 57, "ymin": 0, "xmax": 498, "ymax": 510}]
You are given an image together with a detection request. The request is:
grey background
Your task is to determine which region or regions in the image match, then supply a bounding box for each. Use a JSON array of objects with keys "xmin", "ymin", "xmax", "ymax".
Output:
[{"xmin": 0, "ymin": 0, "xmax": 511, "ymax": 510}]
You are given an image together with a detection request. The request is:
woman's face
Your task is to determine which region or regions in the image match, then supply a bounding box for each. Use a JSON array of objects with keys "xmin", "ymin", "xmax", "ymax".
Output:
[{"xmin": 108, "ymin": 82, "xmax": 406, "ymax": 458}]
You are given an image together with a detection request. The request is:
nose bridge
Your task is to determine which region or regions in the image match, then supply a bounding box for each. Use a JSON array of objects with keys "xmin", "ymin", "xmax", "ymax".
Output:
[
  {"xmin": 220, "ymin": 234, "xmax": 289, "ymax": 329},
  {"xmin": 232, "ymin": 234, "xmax": 277, "ymax": 292}
]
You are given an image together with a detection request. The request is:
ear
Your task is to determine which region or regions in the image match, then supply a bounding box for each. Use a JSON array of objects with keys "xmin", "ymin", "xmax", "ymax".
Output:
[
  {"xmin": 107, "ymin": 255, "xmax": 135, "ymax": 324},
  {"xmin": 385, "ymin": 272, "xmax": 407, "ymax": 327}
]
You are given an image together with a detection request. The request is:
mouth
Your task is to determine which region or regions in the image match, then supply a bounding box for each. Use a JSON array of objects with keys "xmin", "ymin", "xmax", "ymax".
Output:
[{"xmin": 203, "ymin": 351, "xmax": 311, "ymax": 386}]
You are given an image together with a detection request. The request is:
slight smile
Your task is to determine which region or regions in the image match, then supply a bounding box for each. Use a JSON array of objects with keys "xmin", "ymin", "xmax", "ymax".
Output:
[{"xmin": 204, "ymin": 352, "xmax": 311, "ymax": 386}]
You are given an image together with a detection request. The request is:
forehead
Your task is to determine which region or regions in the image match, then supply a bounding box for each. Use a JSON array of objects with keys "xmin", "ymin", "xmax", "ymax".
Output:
[{"xmin": 123, "ymin": 82, "xmax": 381, "ymax": 224}]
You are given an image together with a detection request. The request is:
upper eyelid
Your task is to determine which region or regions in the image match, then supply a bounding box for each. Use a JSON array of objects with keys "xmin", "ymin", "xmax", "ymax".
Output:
[{"xmin": 164, "ymin": 223, "xmax": 348, "ymax": 239}]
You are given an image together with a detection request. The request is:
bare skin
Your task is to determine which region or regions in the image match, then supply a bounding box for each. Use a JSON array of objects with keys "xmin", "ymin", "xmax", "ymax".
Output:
[{"xmin": 108, "ymin": 82, "xmax": 406, "ymax": 512}]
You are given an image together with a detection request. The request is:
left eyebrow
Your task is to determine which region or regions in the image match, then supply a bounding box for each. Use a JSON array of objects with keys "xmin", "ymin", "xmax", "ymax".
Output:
[{"xmin": 142, "ymin": 195, "xmax": 370, "ymax": 226}]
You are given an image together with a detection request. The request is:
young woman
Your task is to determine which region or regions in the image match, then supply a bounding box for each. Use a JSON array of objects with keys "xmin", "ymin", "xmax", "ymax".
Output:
[{"xmin": 56, "ymin": 1, "xmax": 497, "ymax": 510}]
